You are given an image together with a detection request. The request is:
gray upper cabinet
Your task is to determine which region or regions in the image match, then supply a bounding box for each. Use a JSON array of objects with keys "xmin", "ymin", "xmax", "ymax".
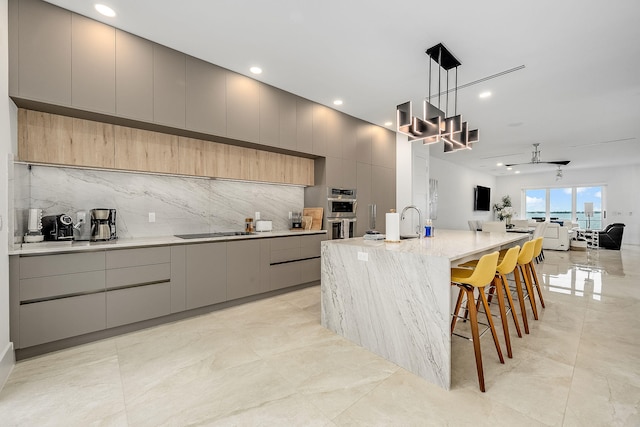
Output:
[
  {"xmin": 312, "ymin": 104, "xmax": 328, "ymax": 156},
  {"xmin": 259, "ymin": 84, "xmax": 280, "ymax": 147},
  {"xmin": 326, "ymin": 108, "xmax": 343, "ymax": 159},
  {"xmin": 185, "ymin": 242, "xmax": 227, "ymax": 309},
  {"xmin": 296, "ymin": 99, "xmax": 313, "ymax": 154},
  {"xmin": 12, "ymin": 0, "xmax": 71, "ymax": 105},
  {"xmin": 227, "ymin": 73, "xmax": 259, "ymax": 143},
  {"xmin": 372, "ymin": 127, "xmax": 396, "ymax": 169},
  {"xmin": 153, "ymin": 44, "xmax": 186, "ymax": 129},
  {"xmin": 325, "ymin": 157, "xmax": 344, "ymax": 189},
  {"xmin": 115, "ymin": 30, "xmax": 153, "ymax": 122},
  {"xmin": 71, "ymin": 14, "xmax": 115, "ymax": 114},
  {"xmin": 186, "ymin": 56, "xmax": 227, "ymax": 136},
  {"xmin": 342, "ymin": 116, "xmax": 358, "ymax": 161},
  {"xmin": 356, "ymin": 122, "xmax": 373, "ymax": 164},
  {"xmin": 279, "ymin": 91, "xmax": 297, "ymax": 151},
  {"xmin": 227, "ymin": 240, "xmax": 262, "ymax": 300}
]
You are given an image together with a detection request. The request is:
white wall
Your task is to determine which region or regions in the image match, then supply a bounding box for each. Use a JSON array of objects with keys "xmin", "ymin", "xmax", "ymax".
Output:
[
  {"xmin": 1, "ymin": 0, "xmax": 16, "ymax": 389},
  {"xmin": 429, "ymin": 155, "xmax": 497, "ymax": 230},
  {"xmin": 495, "ymin": 164, "xmax": 640, "ymax": 246},
  {"xmin": 395, "ymin": 135, "xmax": 430, "ymax": 235}
]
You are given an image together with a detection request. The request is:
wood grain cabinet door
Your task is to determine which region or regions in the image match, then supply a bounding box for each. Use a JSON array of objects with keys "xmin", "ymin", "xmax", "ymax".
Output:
[{"xmin": 114, "ymin": 125, "xmax": 179, "ymax": 174}]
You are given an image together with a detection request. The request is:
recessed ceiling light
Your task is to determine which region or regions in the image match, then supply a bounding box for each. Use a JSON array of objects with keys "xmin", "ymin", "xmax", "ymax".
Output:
[
  {"xmin": 496, "ymin": 162, "xmax": 503, "ymax": 167},
  {"xmin": 515, "ymin": 170, "xmax": 521, "ymax": 174},
  {"xmin": 249, "ymin": 66, "xmax": 262, "ymax": 75},
  {"xmin": 384, "ymin": 121, "xmax": 393, "ymax": 127},
  {"xmin": 333, "ymin": 99, "xmax": 343, "ymax": 106},
  {"xmin": 507, "ymin": 167, "xmax": 513, "ymax": 171},
  {"xmin": 479, "ymin": 91, "xmax": 492, "ymax": 99},
  {"xmin": 94, "ymin": 4, "xmax": 116, "ymax": 17}
]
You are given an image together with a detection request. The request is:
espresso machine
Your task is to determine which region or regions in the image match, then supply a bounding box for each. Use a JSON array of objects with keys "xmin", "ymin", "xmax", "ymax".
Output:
[{"xmin": 91, "ymin": 209, "xmax": 117, "ymax": 241}]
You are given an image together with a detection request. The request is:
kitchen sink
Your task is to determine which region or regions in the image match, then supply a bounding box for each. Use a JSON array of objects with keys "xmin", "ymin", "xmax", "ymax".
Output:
[
  {"xmin": 175, "ymin": 231, "xmax": 255, "ymax": 239},
  {"xmin": 400, "ymin": 235, "xmax": 419, "ymax": 240}
]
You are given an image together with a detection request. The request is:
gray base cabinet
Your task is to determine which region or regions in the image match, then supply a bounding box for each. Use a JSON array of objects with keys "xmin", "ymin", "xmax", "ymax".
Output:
[
  {"xmin": 185, "ymin": 242, "xmax": 227, "ymax": 309},
  {"xmin": 105, "ymin": 247, "xmax": 172, "ymax": 327},
  {"xmin": 9, "ymin": 233, "xmax": 325, "ymax": 351},
  {"xmin": 227, "ymin": 240, "xmax": 265, "ymax": 300},
  {"xmin": 268, "ymin": 234, "xmax": 326, "ymax": 290},
  {"xmin": 20, "ymin": 293, "xmax": 106, "ymax": 348},
  {"xmin": 106, "ymin": 283, "xmax": 171, "ymax": 328}
]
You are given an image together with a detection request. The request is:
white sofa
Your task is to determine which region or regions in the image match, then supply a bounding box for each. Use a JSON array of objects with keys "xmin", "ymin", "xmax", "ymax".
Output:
[{"xmin": 543, "ymin": 222, "xmax": 576, "ymax": 251}]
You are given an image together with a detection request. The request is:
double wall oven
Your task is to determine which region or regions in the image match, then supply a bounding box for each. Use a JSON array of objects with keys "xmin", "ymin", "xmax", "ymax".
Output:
[{"xmin": 327, "ymin": 188, "xmax": 356, "ymax": 239}]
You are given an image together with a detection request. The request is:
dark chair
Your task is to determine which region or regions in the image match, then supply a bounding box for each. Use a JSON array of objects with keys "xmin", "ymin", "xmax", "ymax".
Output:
[{"xmin": 599, "ymin": 223, "xmax": 625, "ymax": 250}]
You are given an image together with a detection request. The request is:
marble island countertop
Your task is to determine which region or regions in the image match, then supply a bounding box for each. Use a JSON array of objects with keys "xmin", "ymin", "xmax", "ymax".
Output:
[
  {"xmin": 321, "ymin": 229, "xmax": 529, "ymax": 390},
  {"xmin": 10, "ymin": 229, "xmax": 327, "ymax": 256},
  {"xmin": 325, "ymin": 229, "xmax": 527, "ymax": 262}
]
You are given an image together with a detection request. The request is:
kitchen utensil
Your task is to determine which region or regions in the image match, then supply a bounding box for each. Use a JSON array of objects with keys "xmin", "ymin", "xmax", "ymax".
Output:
[{"xmin": 302, "ymin": 208, "xmax": 323, "ymax": 230}]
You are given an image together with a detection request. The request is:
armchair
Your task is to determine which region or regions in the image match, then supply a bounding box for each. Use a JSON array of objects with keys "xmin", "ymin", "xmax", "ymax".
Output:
[
  {"xmin": 599, "ymin": 223, "xmax": 625, "ymax": 250},
  {"xmin": 543, "ymin": 222, "xmax": 574, "ymax": 251}
]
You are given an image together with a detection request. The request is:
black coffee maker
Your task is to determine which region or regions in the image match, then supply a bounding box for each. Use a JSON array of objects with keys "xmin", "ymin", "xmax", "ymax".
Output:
[
  {"xmin": 41, "ymin": 214, "xmax": 74, "ymax": 241},
  {"xmin": 90, "ymin": 208, "xmax": 117, "ymax": 241}
]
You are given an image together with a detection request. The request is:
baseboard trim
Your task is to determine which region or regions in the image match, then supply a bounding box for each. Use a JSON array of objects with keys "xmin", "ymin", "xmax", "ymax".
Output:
[{"xmin": 0, "ymin": 341, "xmax": 16, "ymax": 391}]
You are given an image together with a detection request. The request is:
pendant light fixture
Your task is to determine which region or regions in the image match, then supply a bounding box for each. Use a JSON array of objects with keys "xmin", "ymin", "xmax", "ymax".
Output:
[{"xmin": 396, "ymin": 43, "xmax": 479, "ymax": 152}]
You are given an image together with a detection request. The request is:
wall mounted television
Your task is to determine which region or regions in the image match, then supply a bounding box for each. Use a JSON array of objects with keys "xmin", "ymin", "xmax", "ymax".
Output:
[{"xmin": 474, "ymin": 186, "xmax": 491, "ymax": 211}]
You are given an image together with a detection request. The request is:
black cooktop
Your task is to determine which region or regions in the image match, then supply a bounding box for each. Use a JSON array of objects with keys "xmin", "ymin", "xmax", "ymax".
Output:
[{"xmin": 175, "ymin": 231, "xmax": 254, "ymax": 239}]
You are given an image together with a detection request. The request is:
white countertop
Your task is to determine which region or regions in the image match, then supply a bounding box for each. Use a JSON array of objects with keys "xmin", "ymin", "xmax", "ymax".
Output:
[
  {"xmin": 323, "ymin": 229, "xmax": 527, "ymax": 262},
  {"xmin": 10, "ymin": 230, "xmax": 327, "ymax": 256}
]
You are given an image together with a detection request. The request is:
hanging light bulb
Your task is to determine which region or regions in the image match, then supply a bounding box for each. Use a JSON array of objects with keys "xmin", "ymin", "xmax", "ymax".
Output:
[{"xmin": 556, "ymin": 165, "xmax": 563, "ymax": 181}]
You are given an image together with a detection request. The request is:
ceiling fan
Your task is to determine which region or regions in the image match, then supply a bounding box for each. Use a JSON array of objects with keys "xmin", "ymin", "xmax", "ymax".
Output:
[{"xmin": 505, "ymin": 143, "xmax": 570, "ymax": 167}]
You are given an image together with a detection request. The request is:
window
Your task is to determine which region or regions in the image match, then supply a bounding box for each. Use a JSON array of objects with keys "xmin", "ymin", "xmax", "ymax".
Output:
[
  {"xmin": 576, "ymin": 187, "xmax": 603, "ymax": 230},
  {"xmin": 523, "ymin": 185, "xmax": 605, "ymax": 229}
]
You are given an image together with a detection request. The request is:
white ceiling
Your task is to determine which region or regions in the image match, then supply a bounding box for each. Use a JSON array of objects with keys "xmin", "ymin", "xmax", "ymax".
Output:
[{"xmin": 44, "ymin": 0, "xmax": 640, "ymax": 176}]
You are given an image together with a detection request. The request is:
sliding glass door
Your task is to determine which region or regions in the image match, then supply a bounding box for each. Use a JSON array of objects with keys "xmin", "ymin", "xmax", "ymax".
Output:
[{"xmin": 524, "ymin": 186, "xmax": 605, "ymax": 229}]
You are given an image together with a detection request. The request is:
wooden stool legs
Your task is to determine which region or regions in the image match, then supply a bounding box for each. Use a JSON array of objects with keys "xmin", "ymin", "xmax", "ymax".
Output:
[{"xmin": 452, "ymin": 284, "xmax": 505, "ymax": 392}]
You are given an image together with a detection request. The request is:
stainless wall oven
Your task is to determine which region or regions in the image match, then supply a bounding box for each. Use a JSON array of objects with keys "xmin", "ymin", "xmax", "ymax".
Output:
[
  {"xmin": 327, "ymin": 188, "xmax": 356, "ymax": 239},
  {"xmin": 327, "ymin": 188, "xmax": 357, "ymax": 218}
]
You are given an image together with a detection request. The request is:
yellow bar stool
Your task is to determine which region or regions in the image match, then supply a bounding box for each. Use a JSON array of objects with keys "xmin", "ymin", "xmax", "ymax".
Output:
[
  {"xmin": 512, "ymin": 239, "xmax": 538, "ymax": 334},
  {"xmin": 527, "ymin": 237, "xmax": 546, "ymax": 309},
  {"xmin": 456, "ymin": 246, "xmax": 523, "ymax": 359},
  {"xmin": 451, "ymin": 251, "xmax": 502, "ymax": 392},
  {"xmin": 491, "ymin": 245, "xmax": 523, "ymax": 358}
]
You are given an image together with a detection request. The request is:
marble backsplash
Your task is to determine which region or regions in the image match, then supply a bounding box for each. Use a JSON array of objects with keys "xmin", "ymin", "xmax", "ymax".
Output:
[{"xmin": 14, "ymin": 164, "xmax": 305, "ymax": 241}]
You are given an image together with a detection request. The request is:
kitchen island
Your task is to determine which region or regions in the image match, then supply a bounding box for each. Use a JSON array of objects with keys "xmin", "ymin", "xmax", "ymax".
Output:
[{"xmin": 321, "ymin": 229, "xmax": 528, "ymax": 390}]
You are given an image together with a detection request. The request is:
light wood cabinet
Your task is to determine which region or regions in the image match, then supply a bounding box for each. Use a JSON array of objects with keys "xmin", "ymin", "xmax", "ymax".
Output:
[
  {"xmin": 11, "ymin": 0, "xmax": 72, "ymax": 105},
  {"xmin": 115, "ymin": 30, "xmax": 153, "ymax": 122},
  {"xmin": 186, "ymin": 56, "xmax": 227, "ymax": 136},
  {"xmin": 178, "ymin": 136, "xmax": 218, "ymax": 177},
  {"xmin": 71, "ymin": 13, "xmax": 116, "ymax": 114},
  {"xmin": 153, "ymin": 44, "xmax": 186, "ymax": 128},
  {"xmin": 227, "ymin": 73, "xmax": 259, "ymax": 143},
  {"xmin": 114, "ymin": 125, "xmax": 179, "ymax": 174},
  {"xmin": 18, "ymin": 110, "xmax": 115, "ymax": 168}
]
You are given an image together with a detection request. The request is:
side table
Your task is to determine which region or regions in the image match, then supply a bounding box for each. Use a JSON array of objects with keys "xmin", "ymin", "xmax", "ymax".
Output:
[{"xmin": 575, "ymin": 229, "xmax": 599, "ymax": 249}]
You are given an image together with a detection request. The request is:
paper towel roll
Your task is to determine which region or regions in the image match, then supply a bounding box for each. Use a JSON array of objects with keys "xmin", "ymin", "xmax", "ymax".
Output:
[{"xmin": 385, "ymin": 212, "xmax": 400, "ymax": 242}]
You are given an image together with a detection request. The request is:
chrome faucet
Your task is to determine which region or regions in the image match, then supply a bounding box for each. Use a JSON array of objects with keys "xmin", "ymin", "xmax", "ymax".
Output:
[{"xmin": 401, "ymin": 205, "xmax": 423, "ymax": 239}]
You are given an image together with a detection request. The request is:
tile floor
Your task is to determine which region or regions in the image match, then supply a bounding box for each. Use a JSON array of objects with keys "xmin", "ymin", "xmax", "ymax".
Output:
[{"xmin": 1, "ymin": 245, "xmax": 639, "ymax": 426}]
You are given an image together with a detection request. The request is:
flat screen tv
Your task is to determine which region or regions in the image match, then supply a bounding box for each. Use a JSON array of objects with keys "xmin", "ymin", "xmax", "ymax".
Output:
[{"xmin": 474, "ymin": 186, "xmax": 491, "ymax": 211}]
